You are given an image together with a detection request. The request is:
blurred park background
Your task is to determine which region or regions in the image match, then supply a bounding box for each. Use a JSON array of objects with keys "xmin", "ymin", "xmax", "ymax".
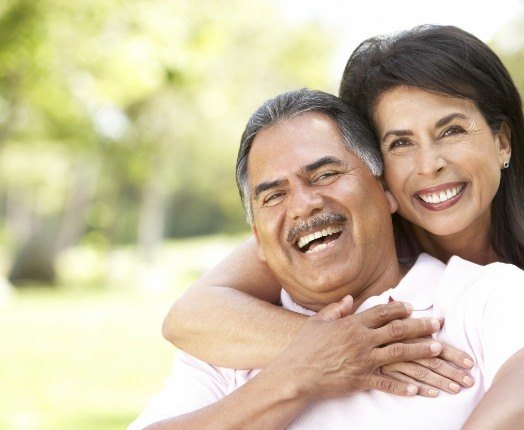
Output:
[{"xmin": 1, "ymin": 0, "xmax": 524, "ymax": 429}]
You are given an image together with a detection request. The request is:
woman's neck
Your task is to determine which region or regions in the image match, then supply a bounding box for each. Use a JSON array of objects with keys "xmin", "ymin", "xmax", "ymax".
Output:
[{"xmin": 410, "ymin": 212, "xmax": 500, "ymax": 265}]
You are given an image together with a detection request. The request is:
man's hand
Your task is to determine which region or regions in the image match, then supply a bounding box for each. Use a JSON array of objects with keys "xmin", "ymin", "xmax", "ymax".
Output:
[{"xmin": 274, "ymin": 296, "xmax": 443, "ymax": 400}]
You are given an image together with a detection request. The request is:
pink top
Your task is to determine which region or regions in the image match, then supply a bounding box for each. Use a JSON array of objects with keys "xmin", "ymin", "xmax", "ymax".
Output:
[{"xmin": 129, "ymin": 254, "xmax": 524, "ymax": 429}]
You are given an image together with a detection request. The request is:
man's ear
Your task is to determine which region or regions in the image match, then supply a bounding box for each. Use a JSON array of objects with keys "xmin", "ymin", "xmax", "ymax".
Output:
[
  {"xmin": 378, "ymin": 177, "xmax": 398, "ymax": 214},
  {"xmin": 497, "ymin": 121, "xmax": 512, "ymax": 166},
  {"xmin": 385, "ymin": 190, "xmax": 398, "ymax": 214},
  {"xmin": 251, "ymin": 224, "xmax": 267, "ymax": 262}
]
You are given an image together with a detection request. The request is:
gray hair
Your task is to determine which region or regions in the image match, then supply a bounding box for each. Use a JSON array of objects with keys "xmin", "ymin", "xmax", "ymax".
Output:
[{"xmin": 236, "ymin": 88, "xmax": 382, "ymax": 224}]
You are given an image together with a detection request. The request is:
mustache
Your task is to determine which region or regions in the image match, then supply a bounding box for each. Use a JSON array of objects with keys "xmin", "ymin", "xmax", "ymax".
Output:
[{"xmin": 286, "ymin": 212, "xmax": 347, "ymax": 244}]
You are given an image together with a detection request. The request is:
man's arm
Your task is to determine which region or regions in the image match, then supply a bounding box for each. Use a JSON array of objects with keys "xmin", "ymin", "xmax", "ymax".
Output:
[
  {"xmin": 142, "ymin": 357, "xmax": 314, "ymax": 430},
  {"xmin": 145, "ymin": 298, "xmax": 445, "ymax": 430},
  {"xmin": 463, "ymin": 348, "xmax": 524, "ymax": 429}
]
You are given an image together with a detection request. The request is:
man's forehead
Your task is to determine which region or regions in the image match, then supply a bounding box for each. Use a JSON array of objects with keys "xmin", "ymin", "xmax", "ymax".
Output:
[{"xmin": 248, "ymin": 125, "xmax": 360, "ymax": 176}]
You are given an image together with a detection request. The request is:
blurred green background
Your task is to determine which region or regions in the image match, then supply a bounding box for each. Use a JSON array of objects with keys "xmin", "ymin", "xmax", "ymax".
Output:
[{"xmin": 1, "ymin": 0, "xmax": 524, "ymax": 429}]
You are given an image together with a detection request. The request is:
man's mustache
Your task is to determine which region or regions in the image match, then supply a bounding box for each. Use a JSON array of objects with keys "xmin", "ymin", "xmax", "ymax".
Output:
[{"xmin": 286, "ymin": 212, "xmax": 347, "ymax": 244}]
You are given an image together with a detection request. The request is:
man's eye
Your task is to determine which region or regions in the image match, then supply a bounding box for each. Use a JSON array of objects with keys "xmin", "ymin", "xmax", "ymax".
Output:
[
  {"xmin": 263, "ymin": 192, "xmax": 285, "ymax": 206},
  {"xmin": 313, "ymin": 172, "xmax": 339, "ymax": 183},
  {"xmin": 442, "ymin": 125, "xmax": 465, "ymax": 137}
]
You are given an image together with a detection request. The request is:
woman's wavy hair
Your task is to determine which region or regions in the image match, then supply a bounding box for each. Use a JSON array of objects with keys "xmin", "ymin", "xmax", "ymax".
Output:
[{"xmin": 340, "ymin": 24, "xmax": 524, "ymax": 268}]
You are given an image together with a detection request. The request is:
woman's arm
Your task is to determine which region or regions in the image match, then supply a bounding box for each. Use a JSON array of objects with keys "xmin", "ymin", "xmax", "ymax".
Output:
[
  {"xmin": 163, "ymin": 237, "xmax": 474, "ymax": 393},
  {"xmin": 463, "ymin": 348, "xmax": 524, "ymax": 429},
  {"xmin": 162, "ymin": 236, "xmax": 306, "ymax": 369}
]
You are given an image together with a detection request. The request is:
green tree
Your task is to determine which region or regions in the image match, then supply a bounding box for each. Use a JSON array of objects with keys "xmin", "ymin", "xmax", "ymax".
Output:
[{"xmin": 0, "ymin": 0, "xmax": 334, "ymax": 284}]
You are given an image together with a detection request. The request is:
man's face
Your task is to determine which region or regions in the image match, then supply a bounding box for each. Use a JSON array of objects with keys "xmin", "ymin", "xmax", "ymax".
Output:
[{"xmin": 248, "ymin": 112, "xmax": 398, "ymax": 311}]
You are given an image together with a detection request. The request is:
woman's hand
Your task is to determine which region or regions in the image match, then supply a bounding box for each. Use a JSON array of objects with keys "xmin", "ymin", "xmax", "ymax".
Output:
[{"xmin": 381, "ymin": 339, "xmax": 475, "ymax": 396}]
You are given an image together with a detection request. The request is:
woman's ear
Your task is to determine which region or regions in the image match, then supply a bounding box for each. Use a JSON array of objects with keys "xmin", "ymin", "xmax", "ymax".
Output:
[
  {"xmin": 385, "ymin": 190, "xmax": 398, "ymax": 214},
  {"xmin": 252, "ymin": 224, "xmax": 266, "ymax": 262},
  {"xmin": 498, "ymin": 121, "xmax": 512, "ymax": 166}
]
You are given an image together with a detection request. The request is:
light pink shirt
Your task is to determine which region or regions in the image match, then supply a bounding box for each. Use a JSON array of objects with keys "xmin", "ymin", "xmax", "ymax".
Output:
[{"xmin": 129, "ymin": 254, "xmax": 524, "ymax": 429}]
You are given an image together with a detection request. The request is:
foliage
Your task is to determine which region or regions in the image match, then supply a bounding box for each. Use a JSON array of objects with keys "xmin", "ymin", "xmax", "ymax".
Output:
[
  {"xmin": 492, "ymin": 11, "xmax": 524, "ymax": 97},
  {"xmin": 0, "ymin": 0, "xmax": 334, "ymax": 283}
]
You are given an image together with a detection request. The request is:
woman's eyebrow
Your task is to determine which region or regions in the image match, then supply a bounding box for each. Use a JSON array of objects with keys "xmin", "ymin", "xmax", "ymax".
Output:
[
  {"xmin": 382, "ymin": 129, "xmax": 413, "ymax": 141},
  {"xmin": 381, "ymin": 113, "xmax": 470, "ymax": 141},
  {"xmin": 435, "ymin": 112, "xmax": 468, "ymax": 128}
]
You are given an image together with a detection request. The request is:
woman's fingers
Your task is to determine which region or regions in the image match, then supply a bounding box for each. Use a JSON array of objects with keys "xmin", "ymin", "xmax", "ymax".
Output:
[
  {"xmin": 414, "ymin": 357, "xmax": 474, "ymax": 389},
  {"xmin": 382, "ymin": 361, "xmax": 471, "ymax": 395},
  {"xmin": 438, "ymin": 342, "xmax": 475, "ymax": 369},
  {"xmin": 380, "ymin": 366, "xmax": 439, "ymax": 397}
]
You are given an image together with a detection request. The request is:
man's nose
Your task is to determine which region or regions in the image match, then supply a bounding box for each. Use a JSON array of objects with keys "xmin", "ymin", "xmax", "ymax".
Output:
[
  {"xmin": 288, "ymin": 185, "xmax": 324, "ymax": 220},
  {"xmin": 416, "ymin": 142, "xmax": 446, "ymax": 177}
]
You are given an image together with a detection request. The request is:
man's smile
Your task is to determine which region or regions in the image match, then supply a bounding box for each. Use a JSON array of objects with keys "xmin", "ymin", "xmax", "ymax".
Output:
[
  {"xmin": 286, "ymin": 212, "xmax": 347, "ymax": 255},
  {"xmin": 297, "ymin": 225, "xmax": 343, "ymax": 254}
]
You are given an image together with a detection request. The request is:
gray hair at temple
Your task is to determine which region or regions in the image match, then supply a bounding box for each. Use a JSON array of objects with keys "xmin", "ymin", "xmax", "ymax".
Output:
[{"xmin": 236, "ymin": 88, "xmax": 382, "ymax": 225}]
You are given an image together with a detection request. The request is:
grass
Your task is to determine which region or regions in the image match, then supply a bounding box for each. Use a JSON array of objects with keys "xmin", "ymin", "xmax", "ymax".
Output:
[{"xmin": 0, "ymin": 234, "xmax": 247, "ymax": 430}]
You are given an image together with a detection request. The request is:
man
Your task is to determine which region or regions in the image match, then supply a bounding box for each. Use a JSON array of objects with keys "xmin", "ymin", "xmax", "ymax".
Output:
[{"xmin": 130, "ymin": 89, "xmax": 524, "ymax": 429}]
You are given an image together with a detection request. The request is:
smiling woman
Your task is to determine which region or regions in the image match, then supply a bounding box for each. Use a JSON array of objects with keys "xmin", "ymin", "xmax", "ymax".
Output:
[
  {"xmin": 340, "ymin": 25, "xmax": 524, "ymax": 266},
  {"xmin": 160, "ymin": 24, "xmax": 524, "ymax": 403},
  {"xmin": 374, "ymin": 86, "xmax": 511, "ymax": 264}
]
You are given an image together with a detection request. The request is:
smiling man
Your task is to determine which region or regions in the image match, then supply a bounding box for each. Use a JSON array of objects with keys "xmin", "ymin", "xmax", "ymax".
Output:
[{"xmin": 129, "ymin": 89, "xmax": 524, "ymax": 430}]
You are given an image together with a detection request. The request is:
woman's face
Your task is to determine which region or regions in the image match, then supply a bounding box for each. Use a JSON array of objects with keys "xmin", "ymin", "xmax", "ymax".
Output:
[{"xmin": 373, "ymin": 85, "xmax": 511, "ymax": 238}]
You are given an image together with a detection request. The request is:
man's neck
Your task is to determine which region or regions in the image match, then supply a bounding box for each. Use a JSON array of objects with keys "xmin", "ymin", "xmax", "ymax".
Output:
[
  {"xmin": 350, "ymin": 259, "xmax": 409, "ymax": 311},
  {"xmin": 287, "ymin": 256, "xmax": 408, "ymax": 313}
]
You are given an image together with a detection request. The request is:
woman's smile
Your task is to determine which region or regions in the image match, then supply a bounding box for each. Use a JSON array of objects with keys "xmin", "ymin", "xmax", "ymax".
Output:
[
  {"xmin": 374, "ymin": 85, "xmax": 511, "ymax": 239},
  {"xmin": 414, "ymin": 182, "xmax": 466, "ymax": 211}
]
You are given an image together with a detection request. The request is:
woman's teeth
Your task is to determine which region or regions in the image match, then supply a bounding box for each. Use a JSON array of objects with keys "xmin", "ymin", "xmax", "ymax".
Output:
[{"xmin": 418, "ymin": 184, "xmax": 464, "ymax": 204}]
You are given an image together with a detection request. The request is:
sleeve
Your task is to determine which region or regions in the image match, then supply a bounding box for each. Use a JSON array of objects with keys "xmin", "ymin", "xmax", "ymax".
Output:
[
  {"xmin": 127, "ymin": 351, "xmax": 232, "ymax": 430},
  {"xmin": 479, "ymin": 264, "xmax": 524, "ymax": 389}
]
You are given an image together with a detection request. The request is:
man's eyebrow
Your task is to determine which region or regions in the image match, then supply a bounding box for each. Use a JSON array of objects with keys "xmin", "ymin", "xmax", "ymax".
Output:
[
  {"xmin": 252, "ymin": 157, "xmax": 345, "ymax": 201},
  {"xmin": 301, "ymin": 156, "xmax": 346, "ymax": 173},
  {"xmin": 253, "ymin": 179, "xmax": 285, "ymax": 201},
  {"xmin": 381, "ymin": 113, "xmax": 469, "ymax": 141}
]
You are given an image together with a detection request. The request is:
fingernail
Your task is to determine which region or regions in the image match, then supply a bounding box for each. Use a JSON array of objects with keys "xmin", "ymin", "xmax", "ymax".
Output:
[
  {"xmin": 431, "ymin": 319, "xmax": 440, "ymax": 331},
  {"xmin": 430, "ymin": 342, "xmax": 441, "ymax": 353},
  {"xmin": 404, "ymin": 302, "xmax": 413, "ymax": 312},
  {"xmin": 449, "ymin": 382, "xmax": 460, "ymax": 393},
  {"xmin": 463, "ymin": 357, "xmax": 474, "ymax": 368},
  {"xmin": 428, "ymin": 389, "xmax": 439, "ymax": 397},
  {"xmin": 407, "ymin": 384, "xmax": 418, "ymax": 396},
  {"xmin": 463, "ymin": 376, "xmax": 474, "ymax": 387}
]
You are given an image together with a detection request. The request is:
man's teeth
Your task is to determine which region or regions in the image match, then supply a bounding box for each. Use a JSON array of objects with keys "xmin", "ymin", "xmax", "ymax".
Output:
[
  {"xmin": 297, "ymin": 226, "xmax": 342, "ymax": 250},
  {"xmin": 418, "ymin": 184, "xmax": 464, "ymax": 204}
]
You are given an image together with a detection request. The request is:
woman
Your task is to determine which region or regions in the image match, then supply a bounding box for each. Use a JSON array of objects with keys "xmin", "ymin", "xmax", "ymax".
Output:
[{"xmin": 163, "ymin": 25, "xmax": 524, "ymax": 395}]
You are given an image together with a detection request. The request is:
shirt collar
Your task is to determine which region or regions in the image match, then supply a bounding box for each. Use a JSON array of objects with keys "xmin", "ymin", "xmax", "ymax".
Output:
[{"xmin": 281, "ymin": 253, "xmax": 445, "ymax": 315}]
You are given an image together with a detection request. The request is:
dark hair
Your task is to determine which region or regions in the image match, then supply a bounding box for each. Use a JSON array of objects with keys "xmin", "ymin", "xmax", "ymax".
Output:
[
  {"xmin": 339, "ymin": 24, "xmax": 524, "ymax": 268},
  {"xmin": 236, "ymin": 88, "xmax": 381, "ymax": 224}
]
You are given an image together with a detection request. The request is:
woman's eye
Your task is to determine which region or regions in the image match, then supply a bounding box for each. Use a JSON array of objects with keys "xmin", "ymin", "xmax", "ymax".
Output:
[
  {"xmin": 442, "ymin": 125, "xmax": 465, "ymax": 137},
  {"xmin": 389, "ymin": 138, "xmax": 411, "ymax": 149}
]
